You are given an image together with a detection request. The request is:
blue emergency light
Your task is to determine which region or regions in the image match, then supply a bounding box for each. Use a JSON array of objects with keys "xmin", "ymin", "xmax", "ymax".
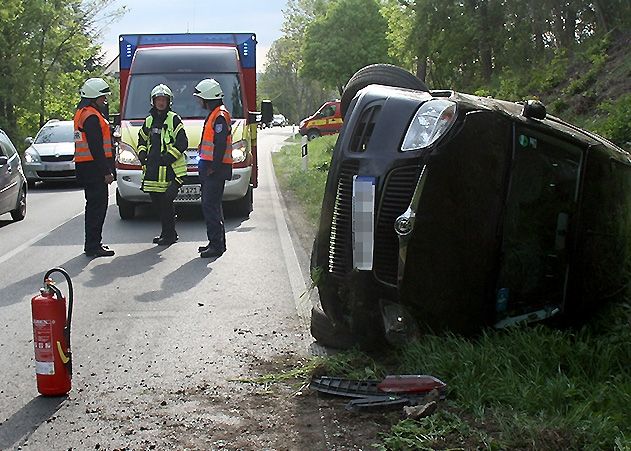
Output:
[{"xmin": 119, "ymin": 33, "xmax": 257, "ymax": 71}]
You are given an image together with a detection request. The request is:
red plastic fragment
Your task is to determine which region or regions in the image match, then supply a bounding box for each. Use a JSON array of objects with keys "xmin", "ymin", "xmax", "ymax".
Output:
[{"xmin": 377, "ymin": 375, "xmax": 446, "ymax": 394}]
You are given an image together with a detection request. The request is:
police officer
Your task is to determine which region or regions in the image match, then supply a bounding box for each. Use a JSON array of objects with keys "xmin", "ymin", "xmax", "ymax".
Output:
[
  {"xmin": 74, "ymin": 77, "xmax": 116, "ymax": 258},
  {"xmin": 193, "ymin": 79, "xmax": 233, "ymax": 258},
  {"xmin": 136, "ymin": 84, "xmax": 188, "ymax": 245}
]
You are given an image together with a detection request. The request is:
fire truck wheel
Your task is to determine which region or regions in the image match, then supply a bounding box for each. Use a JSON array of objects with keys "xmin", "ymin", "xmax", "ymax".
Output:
[
  {"xmin": 232, "ymin": 185, "xmax": 253, "ymax": 218},
  {"xmin": 341, "ymin": 64, "xmax": 429, "ymax": 119},
  {"xmin": 117, "ymin": 191, "xmax": 136, "ymax": 220}
]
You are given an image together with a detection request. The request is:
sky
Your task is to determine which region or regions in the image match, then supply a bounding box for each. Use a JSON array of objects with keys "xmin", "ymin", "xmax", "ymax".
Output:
[{"xmin": 99, "ymin": 0, "xmax": 288, "ymax": 72}]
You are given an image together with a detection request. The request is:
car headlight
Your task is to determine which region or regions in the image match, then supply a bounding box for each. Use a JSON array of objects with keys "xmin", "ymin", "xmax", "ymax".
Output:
[
  {"xmin": 401, "ymin": 99, "xmax": 457, "ymax": 151},
  {"xmin": 116, "ymin": 142, "xmax": 141, "ymax": 166},
  {"xmin": 232, "ymin": 140, "xmax": 247, "ymax": 164},
  {"xmin": 24, "ymin": 148, "xmax": 41, "ymax": 164}
]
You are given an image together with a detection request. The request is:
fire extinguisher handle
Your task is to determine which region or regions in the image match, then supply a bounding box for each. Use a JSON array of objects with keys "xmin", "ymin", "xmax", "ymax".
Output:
[{"xmin": 43, "ymin": 267, "xmax": 74, "ymax": 350}]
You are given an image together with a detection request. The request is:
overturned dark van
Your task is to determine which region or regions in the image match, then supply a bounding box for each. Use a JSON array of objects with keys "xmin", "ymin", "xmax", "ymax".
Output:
[{"xmin": 310, "ymin": 65, "xmax": 631, "ymax": 348}]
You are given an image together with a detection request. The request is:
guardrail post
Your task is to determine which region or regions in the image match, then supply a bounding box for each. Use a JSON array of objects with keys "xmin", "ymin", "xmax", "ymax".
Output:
[{"xmin": 301, "ymin": 135, "xmax": 308, "ymax": 172}]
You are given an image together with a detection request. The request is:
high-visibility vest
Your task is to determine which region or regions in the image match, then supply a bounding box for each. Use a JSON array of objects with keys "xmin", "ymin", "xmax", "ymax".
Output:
[
  {"xmin": 73, "ymin": 105, "xmax": 112, "ymax": 162},
  {"xmin": 138, "ymin": 111, "xmax": 187, "ymax": 192},
  {"xmin": 199, "ymin": 106, "xmax": 233, "ymax": 164}
]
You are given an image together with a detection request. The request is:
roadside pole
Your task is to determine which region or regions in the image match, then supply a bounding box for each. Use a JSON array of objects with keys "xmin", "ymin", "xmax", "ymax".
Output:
[{"xmin": 301, "ymin": 135, "xmax": 308, "ymax": 172}]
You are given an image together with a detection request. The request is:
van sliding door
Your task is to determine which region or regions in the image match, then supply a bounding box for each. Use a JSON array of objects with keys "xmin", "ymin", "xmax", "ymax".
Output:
[{"xmin": 496, "ymin": 127, "xmax": 583, "ymax": 324}]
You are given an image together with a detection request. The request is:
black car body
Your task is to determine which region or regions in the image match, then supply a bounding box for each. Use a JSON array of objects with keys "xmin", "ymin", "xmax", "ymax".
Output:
[{"xmin": 311, "ymin": 84, "xmax": 631, "ymax": 344}]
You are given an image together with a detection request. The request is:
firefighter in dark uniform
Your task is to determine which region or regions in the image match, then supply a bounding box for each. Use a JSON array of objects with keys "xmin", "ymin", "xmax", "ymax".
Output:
[
  {"xmin": 136, "ymin": 84, "xmax": 188, "ymax": 245},
  {"xmin": 193, "ymin": 78, "xmax": 233, "ymax": 258},
  {"xmin": 74, "ymin": 77, "xmax": 116, "ymax": 258}
]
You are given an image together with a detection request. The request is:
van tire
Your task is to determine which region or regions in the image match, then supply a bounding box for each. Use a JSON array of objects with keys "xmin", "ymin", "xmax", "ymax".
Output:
[
  {"xmin": 310, "ymin": 307, "xmax": 357, "ymax": 349},
  {"xmin": 341, "ymin": 64, "xmax": 429, "ymax": 118},
  {"xmin": 117, "ymin": 190, "xmax": 136, "ymax": 220}
]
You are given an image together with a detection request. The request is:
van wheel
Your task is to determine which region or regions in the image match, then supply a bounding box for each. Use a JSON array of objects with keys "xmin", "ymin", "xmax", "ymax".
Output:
[
  {"xmin": 117, "ymin": 191, "xmax": 136, "ymax": 220},
  {"xmin": 341, "ymin": 64, "xmax": 429, "ymax": 118},
  {"xmin": 10, "ymin": 185, "xmax": 26, "ymax": 221},
  {"xmin": 232, "ymin": 185, "xmax": 253, "ymax": 218},
  {"xmin": 307, "ymin": 129, "xmax": 320, "ymax": 141},
  {"xmin": 310, "ymin": 307, "xmax": 357, "ymax": 350}
]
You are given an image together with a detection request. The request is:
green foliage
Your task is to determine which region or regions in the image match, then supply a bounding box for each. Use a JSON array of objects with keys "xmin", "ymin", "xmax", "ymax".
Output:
[
  {"xmin": 0, "ymin": 0, "xmax": 124, "ymax": 148},
  {"xmin": 596, "ymin": 94, "xmax": 631, "ymax": 148},
  {"xmin": 272, "ymin": 134, "xmax": 338, "ymax": 226},
  {"xmin": 301, "ymin": 0, "xmax": 391, "ymax": 92},
  {"xmin": 379, "ymin": 302, "xmax": 631, "ymax": 449}
]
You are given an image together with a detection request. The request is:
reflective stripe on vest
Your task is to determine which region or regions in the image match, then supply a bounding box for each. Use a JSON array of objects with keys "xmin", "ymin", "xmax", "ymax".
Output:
[
  {"xmin": 73, "ymin": 106, "xmax": 112, "ymax": 162},
  {"xmin": 143, "ymin": 111, "xmax": 186, "ymax": 179},
  {"xmin": 199, "ymin": 106, "xmax": 233, "ymax": 164}
]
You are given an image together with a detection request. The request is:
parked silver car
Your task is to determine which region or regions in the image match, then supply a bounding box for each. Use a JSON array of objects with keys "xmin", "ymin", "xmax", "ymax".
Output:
[
  {"xmin": 23, "ymin": 120, "xmax": 76, "ymax": 186},
  {"xmin": 0, "ymin": 128, "xmax": 27, "ymax": 221}
]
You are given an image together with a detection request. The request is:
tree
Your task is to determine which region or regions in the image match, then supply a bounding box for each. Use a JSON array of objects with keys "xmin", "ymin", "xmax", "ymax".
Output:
[
  {"xmin": 0, "ymin": 0, "xmax": 124, "ymax": 146},
  {"xmin": 258, "ymin": 0, "xmax": 335, "ymax": 123},
  {"xmin": 301, "ymin": 0, "xmax": 391, "ymax": 93}
]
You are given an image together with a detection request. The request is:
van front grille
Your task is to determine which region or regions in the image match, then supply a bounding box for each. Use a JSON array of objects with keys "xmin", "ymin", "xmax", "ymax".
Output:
[
  {"xmin": 374, "ymin": 165, "xmax": 421, "ymax": 285},
  {"xmin": 328, "ymin": 160, "xmax": 360, "ymax": 277}
]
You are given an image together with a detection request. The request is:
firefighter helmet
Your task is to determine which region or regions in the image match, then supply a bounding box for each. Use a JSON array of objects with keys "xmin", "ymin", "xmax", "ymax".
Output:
[
  {"xmin": 151, "ymin": 84, "xmax": 173, "ymax": 106},
  {"xmin": 80, "ymin": 78, "xmax": 111, "ymax": 99},
  {"xmin": 193, "ymin": 79, "xmax": 224, "ymax": 100}
]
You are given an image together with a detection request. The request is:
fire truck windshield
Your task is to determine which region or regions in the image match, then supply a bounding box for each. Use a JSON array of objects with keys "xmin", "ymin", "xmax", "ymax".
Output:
[{"xmin": 123, "ymin": 73, "xmax": 244, "ymax": 120}]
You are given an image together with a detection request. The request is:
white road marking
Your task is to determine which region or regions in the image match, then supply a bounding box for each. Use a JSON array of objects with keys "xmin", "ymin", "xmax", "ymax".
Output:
[{"xmin": 0, "ymin": 210, "xmax": 84, "ymax": 265}]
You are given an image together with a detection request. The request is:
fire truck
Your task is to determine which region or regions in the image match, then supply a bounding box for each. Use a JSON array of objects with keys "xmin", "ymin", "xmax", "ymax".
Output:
[{"xmin": 115, "ymin": 33, "xmax": 267, "ymax": 219}]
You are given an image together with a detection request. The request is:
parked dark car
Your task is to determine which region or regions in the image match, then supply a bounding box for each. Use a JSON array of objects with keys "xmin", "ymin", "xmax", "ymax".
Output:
[
  {"xmin": 0, "ymin": 128, "xmax": 27, "ymax": 221},
  {"xmin": 310, "ymin": 65, "xmax": 631, "ymax": 348}
]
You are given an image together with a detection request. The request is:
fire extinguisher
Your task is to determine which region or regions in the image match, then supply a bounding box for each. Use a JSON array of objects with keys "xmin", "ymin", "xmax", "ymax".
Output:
[{"xmin": 31, "ymin": 267, "xmax": 74, "ymax": 396}]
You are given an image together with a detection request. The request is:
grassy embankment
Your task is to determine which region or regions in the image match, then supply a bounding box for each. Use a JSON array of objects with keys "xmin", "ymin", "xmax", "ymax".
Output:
[{"xmin": 271, "ymin": 135, "xmax": 631, "ymax": 451}]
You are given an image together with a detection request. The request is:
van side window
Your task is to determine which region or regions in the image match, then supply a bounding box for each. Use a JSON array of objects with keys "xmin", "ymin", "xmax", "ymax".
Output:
[{"xmin": 321, "ymin": 105, "xmax": 335, "ymax": 117}]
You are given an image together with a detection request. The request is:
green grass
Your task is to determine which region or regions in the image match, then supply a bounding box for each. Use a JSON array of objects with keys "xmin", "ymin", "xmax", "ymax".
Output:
[
  {"xmin": 271, "ymin": 135, "xmax": 631, "ymax": 450},
  {"xmin": 271, "ymin": 134, "xmax": 337, "ymax": 227}
]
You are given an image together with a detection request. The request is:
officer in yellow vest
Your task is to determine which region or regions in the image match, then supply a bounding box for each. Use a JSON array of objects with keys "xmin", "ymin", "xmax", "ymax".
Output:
[
  {"xmin": 74, "ymin": 77, "xmax": 116, "ymax": 258},
  {"xmin": 136, "ymin": 84, "xmax": 188, "ymax": 245},
  {"xmin": 193, "ymin": 79, "xmax": 233, "ymax": 258}
]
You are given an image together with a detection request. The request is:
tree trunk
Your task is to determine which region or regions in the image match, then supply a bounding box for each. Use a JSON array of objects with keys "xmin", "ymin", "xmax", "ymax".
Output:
[
  {"xmin": 415, "ymin": 56, "xmax": 427, "ymax": 82},
  {"xmin": 592, "ymin": 1, "xmax": 610, "ymax": 33}
]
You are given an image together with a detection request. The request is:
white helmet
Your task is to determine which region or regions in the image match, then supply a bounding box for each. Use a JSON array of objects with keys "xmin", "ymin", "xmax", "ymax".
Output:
[
  {"xmin": 151, "ymin": 84, "xmax": 173, "ymax": 106},
  {"xmin": 193, "ymin": 79, "xmax": 224, "ymax": 100},
  {"xmin": 80, "ymin": 78, "xmax": 111, "ymax": 99}
]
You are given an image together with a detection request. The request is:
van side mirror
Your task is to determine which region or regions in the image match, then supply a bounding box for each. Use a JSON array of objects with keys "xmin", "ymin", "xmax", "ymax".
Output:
[
  {"xmin": 0, "ymin": 155, "xmax": 7, "ymax": 166},
  {"xmin": 25, "ymin": 137, "xmax": 33, "ymax": 146},
  {"xmin": 110, "ymin": 113, "xmax": 121, "ymax": 127},
  {"xmin": 261, "ymin": 100, "xmax": 273, "ymax": 124}
]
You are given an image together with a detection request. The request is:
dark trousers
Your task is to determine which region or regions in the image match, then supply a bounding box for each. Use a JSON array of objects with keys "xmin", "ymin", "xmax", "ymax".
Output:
[
  {"xmin": 149, "ymin": 182, "xmax": 179, "ymax": 239},
  {"xmin": 200, "ymin": 174, "xmax": 226, "ymax": 250},
  {"xmin": 83, "ymin": 180, "xmax": 109, "ymax": 252}
]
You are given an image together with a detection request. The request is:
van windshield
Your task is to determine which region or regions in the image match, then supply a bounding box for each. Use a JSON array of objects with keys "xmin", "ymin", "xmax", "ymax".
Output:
[{"xmin": 123, "ymin": 73, "xmax": 243, "ymax": 120}]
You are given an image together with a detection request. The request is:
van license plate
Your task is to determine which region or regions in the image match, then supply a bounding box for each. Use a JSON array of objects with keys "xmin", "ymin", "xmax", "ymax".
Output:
[{"xmin": 176, "ymin": 184, "xmax": 201, "ymax": 202}]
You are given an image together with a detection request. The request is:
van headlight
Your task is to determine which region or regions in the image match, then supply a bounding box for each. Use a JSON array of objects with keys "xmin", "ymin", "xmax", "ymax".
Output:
[
  {"xmin": 232, "ymin": 140, "xmax": 247, "ymax": 164},
  {"xmin": 116, "ymin": 142, "xmax": 141, "ymax": 166},
  {"xmin": 24, "ymin": 148, "xmax": 41, "ymax": 164},
  {"xmin": 401, "ymin": 99, "xmax": 457, "ymax": 151}
]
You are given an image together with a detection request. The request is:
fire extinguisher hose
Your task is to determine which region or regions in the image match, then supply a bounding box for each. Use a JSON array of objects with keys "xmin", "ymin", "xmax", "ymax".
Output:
[{"xmin": 43, "ymin": 267, "xmax": 73, "ymax": 373}]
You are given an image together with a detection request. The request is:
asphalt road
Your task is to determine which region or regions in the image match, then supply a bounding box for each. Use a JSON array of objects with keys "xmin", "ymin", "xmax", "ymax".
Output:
[{"xmin": 0, "ymin": 126, "xmax": 324, "ymax": 450}]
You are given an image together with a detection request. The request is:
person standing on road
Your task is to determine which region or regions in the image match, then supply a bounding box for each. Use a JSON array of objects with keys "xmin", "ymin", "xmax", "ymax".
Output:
[
  {"xmin": 193, "ymin": 79, "xmax": 232, "ymax": 258},
  {"xmin": 136, "ymin": 84, "xmax": 188, "ymax": 245},
  {"xmin": 74, "ymin": 77, "xmax": 116, "ymax": 258}
]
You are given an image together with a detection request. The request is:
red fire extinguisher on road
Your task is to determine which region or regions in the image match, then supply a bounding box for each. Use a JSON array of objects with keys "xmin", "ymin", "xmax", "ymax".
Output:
[{"xmin": 31, "ymin": 267, "xmax": 74, "ymax": 396}]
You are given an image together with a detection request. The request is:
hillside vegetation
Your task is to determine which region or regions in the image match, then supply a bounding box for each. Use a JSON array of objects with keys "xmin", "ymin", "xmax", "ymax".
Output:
[{"xmin": 261, "ymin": 0, "xmax": 630, "ymax": 148}]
